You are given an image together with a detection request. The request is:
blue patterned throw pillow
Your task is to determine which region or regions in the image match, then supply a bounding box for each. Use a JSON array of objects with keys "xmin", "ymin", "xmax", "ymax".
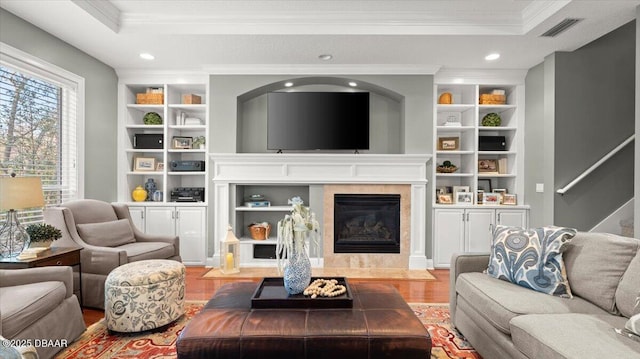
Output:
[{"xmin": 486, "ymin": 225, "xmax": 577, "ymax": 297}]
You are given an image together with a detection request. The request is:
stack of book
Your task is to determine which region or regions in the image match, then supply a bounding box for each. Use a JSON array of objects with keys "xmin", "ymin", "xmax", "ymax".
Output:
[{"xmin": 245, "ymin": 194, "xmax": 270, "ymax": 207}]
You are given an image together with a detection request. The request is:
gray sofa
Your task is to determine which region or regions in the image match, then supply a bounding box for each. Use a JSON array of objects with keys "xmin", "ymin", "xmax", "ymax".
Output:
[
  {"xmin": 44, "ymin": 199, "xmax": 181, "ymax": 309},
  {"xmin": 0, "ymin": 266, "xmax": 86, "ymax": 359},
  {"xmin": 450, "ymin": 231, "xmax": 640, "ymax": 359}
]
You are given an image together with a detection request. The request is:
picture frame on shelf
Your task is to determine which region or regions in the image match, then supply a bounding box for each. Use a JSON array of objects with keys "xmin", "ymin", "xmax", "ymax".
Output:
[
  {"xmin": 456, "ymin": 192, "xmax": 474, "ymax": 205},
  {"xmin": 493, "ymin": 189, "xmax": 507, "ymax": 204},
  {"xmin": 477, "ymin": 190, "xmax": 484, "ymax": 204},
  {"xmin": 503, "ymin": 194, "xmax": 517, "ymax": 205},
  {"xmin": 437, "ymin": 193, "xmax": 453, "ymax": 204},
  {"xmin": 452, "ymin": 185, "xmax": 469, "ymax": 204},
  {"xmin": 134, "ymin": 157, "xmax": 156, "ymax": 172},
  {"xmin": 156, "ymin": 162, "xmax": 164, "ymax": 171},
  {"xmin": 478, "ymin": 159, "xmax": 499, "ymax": 173},
  {"xmin": 438, "ymin": 137, "xmax": 459, "ymax": 151},
  {"xmin": 453, "ymin": 185, "xmax": 470, "ymax": 194},
  {"xmin": 483, "ymin": 192, "xmax": 500, "ymax": 205},
  {"xmin": 172, "ymin": 136, "xmax": 193, "ymax": 149},
  {"xmin": 477, "ymin": 179, "xmax": 492, "ymax": 192}
]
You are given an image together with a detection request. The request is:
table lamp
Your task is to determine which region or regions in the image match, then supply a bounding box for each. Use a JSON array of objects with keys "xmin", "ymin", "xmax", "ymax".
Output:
[{"xmin": 0, "ymin": 174, "xmax": 45, "ymax": 258}]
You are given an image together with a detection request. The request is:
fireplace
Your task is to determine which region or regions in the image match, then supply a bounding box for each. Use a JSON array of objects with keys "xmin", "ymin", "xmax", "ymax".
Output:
[{"xmin": 333, "ymin": 194, "xmax": 401, "ymax": 253}]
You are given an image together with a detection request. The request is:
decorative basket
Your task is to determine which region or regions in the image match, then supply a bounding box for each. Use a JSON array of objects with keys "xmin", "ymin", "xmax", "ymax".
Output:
[
  {"xmin": 436, "ymin": 165, "xmax": 458, "ymax": 173},
  {"xmin": 479, "ymin": 94, "xmax": 506, "ymax": 105},
  {"xmin": 248, "ymin": 223, "xmax": 271, "ymax": 240},
  {"xmin": 136, "ymin": 93, "xmax": 164, "ymax": 104},
  {"xmin": 182, "ymin": 94, "xmax": 202, "ymax": 104}
]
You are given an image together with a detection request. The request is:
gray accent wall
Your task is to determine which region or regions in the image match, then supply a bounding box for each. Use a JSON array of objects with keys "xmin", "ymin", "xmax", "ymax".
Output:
[
  {"xmin": 524, "ymin": 63, "xmax": 546, "ymax": 227},
  {"xmin": 636, "ymin": 6, "xmax": 640, "ymax": 238},
  {"xmin": 526, "ymin": 20, "xmax": 636, "ymax": 231},
  {"xmin": 553, "ymin": 21, "xmax": 635, "ymax": 230},
  {"xmin": 0, "ymin": 9, "xmax": 118, "ymax": 201}
]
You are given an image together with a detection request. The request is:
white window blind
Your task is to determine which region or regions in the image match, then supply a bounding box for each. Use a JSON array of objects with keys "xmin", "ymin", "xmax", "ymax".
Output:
[{"xmin": 0, "ymin": 43, "xmax": 84, "ymax": 225}]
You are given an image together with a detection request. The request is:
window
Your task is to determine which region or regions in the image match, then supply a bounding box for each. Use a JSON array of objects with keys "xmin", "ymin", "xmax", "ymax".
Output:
[{"xmin": 0, "ymin": 43, "xmax": 84, "ymax": 224}]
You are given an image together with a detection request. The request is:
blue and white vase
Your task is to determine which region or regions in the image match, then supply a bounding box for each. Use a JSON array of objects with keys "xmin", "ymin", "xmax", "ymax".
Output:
[
  {"xmin": 283, "ymin": 231, "xmax": 311, "ymax": 295},
  {"xmin": 144, "ymin": 178, "xmax": 157, "ymax": 201}
]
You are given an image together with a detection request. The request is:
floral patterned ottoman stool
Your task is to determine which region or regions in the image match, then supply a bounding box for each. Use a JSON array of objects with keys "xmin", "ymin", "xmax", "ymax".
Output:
[{"xmin": 105, "ymin": 259, "xmax": 185, "ymax": 332}]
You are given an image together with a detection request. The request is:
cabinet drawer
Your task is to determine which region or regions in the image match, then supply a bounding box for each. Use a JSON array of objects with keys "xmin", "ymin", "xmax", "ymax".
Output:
[{"xmin": 37, "ymin": 252, "xmax": 80, "ymax": 267}]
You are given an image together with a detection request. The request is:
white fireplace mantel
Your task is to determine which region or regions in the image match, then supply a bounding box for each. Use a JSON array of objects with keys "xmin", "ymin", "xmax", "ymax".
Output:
[
  {"xmin": 208, "ymin": 153, "xmax": 432, "ymax": 269},
  {"xmin": 210, "ymin": 153, "xmax": 431, "ymax": 184}
]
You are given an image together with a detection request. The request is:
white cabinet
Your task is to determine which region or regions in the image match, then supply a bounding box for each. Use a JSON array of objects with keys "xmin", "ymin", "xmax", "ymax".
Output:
[
  {"xmin": 496, "ymin": 209, "xmax": 528, "ymax": 227},
  {"xmin": 433, "ymin": 207, "xmax": 528, "ymax": 268},
  {"xmin": 465, "ymin": 209, "xmax": 495, "ymax": 253},
  {"xmin": 128, "ymin": 206, "xmax": 146, "ymax": 232},
  {"xmin": 144, "ymin": 206, "xmax": 206, "ymax": 265},
  {"xmin": 433, "ymin": 208, "xmax": 465, "ymax": 268}
]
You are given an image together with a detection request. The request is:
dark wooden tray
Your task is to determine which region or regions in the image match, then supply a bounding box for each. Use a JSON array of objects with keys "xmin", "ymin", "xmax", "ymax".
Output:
[{"xmin": 251, "ymin": 277, "xmax": 353, "ymax": 309}]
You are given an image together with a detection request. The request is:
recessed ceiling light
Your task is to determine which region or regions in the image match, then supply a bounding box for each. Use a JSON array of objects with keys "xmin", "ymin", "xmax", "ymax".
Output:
[
  {"xmin": 485, "ymin": 53, "xmax": 500, "ymax": 61},
  {"xmin": 348, "ymin": 82, "xmax": 358, "ymax": 87},
  {"xmin": 284, "ymin": 82, "xmax": 294, "ymax": 87},
  {"xmin": 139, "ymin": 53, "xmax": 155, "ymax": 60},
  {"xmin": 318, "ymin": 54, "xmax": 333, "ymax": 61}
]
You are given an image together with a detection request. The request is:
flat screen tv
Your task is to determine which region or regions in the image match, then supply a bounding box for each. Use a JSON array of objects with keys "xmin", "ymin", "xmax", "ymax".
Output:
[{"xmin": 267, "ymin": 92, "xmax": 370, "ymax": 151}]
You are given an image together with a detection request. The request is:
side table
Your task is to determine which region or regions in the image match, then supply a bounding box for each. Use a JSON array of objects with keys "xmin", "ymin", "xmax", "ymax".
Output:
[{"xmin": 0, "ymin": 246, "xmax": 83, "ymax": 305}]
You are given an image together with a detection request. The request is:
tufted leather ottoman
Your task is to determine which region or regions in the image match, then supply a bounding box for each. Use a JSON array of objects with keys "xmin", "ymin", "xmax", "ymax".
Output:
[
  {"xmin": 176, "ymin": 281, "xmax": 431, "ymax": 359},
  {"xmin": 105, "ymin": 259, "xmax": 185, "ymax": 332}
]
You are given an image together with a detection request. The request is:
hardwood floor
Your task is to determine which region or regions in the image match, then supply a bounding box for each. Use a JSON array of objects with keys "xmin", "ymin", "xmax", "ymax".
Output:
[{"xmin": 81, "ymin": 267, "xmax": 451, "ymax": 327}]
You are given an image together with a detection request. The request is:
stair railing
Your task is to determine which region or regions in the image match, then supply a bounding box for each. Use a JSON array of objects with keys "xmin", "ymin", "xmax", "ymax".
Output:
[{"xmin": 557, "ymin": 134, "xmax": 635, "ymax": 195}]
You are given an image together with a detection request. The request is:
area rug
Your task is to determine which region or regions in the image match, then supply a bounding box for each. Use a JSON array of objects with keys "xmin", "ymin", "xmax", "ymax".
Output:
[
  {"xmin": 55, "ymin": 302, "xmax": 480, "ymax": 359},
  {"xmin": 203, "ymin": 266, "xmax": 436, "ymax": 280}
]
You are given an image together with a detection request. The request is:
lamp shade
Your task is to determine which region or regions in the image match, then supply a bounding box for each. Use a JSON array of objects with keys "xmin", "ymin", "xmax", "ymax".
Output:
[{"xmin": 0, "ymin": 176, "xmax": 45, "ymax": 211}]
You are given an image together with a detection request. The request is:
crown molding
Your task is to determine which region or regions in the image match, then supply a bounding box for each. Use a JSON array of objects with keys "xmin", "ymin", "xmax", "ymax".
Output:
[
  {"xmin": 200, "ymin": 64, "xmax": 441, "ymax": 75},
  {"xmin": 71, "ymin": 0, "xmax": 121, "ymax": 33},
  {"xmin": 115, "ymin": 70, "xmax": 209, "ymax": 83},
  {"xmin": 120, "ymin": 9, "xmax": 525, "ymax": 35},
  {"xmin": 434, "ymin": 68, "xmax": 528, "ymax": 85},
  {"xmin": 522, "ymin": 0, "xmax": 572, "ymax": 34}
]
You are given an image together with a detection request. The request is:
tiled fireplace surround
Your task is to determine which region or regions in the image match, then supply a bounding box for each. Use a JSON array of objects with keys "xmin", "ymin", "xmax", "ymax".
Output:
[{"xmin": 210, "ymin": 154, "xmax": 431, "ymax": 269}]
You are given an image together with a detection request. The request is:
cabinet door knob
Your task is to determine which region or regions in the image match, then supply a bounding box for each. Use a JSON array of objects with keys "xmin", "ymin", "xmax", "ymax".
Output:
[{"xmin": 56, "ymin": 260, "xmax": 62, "ymax": 265}]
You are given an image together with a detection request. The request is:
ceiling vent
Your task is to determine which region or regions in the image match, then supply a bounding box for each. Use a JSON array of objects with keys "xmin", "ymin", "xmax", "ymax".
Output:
[{"xmin": 540, "ymin": 18, "xmax": 583, "ymax": 37}]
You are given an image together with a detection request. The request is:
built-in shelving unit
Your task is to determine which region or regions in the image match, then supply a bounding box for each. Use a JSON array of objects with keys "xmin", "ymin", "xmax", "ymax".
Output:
[
  {"xmin": 230, "ymin": 184, "xmax": 310, "ymax": 266},
  {"xmin": 118, "ymin": 82, "xmax": 209, "ymax": 204},
  {"xmin": 431, "ymin": 78, "xmax": 529, "ymax": 268},
  {"xmin": 117, "ymin": 79, "xmax": 210, "ymax": 265},
  {"xmin": 433, "ymin": 83, "xmax": 524, "ymax": 205}
]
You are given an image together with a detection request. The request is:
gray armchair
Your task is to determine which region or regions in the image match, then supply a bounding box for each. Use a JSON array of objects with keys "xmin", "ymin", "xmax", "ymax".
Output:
[
  {"xmin": 0, "ymin": 266, "xmax": 86, "ymax": 359},
  {"xmin": 44, "ymin": 199, "xmax": 181, "ymax": 309}
]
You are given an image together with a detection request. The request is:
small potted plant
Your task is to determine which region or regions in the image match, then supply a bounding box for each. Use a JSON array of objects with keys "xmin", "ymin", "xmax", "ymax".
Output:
[
  {"xmin": 192, "ymin": 136, "xmax": 206, "ymax": 149},
  {"xmin": 26, "ymin": 223, "xmax": 62, "ymax": 248}
]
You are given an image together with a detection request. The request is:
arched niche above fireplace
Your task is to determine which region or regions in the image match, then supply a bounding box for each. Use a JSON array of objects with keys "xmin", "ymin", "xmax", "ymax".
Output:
[{"xmin": 236, "ymin": 76, "xmax": 404, "ymax": 154}]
